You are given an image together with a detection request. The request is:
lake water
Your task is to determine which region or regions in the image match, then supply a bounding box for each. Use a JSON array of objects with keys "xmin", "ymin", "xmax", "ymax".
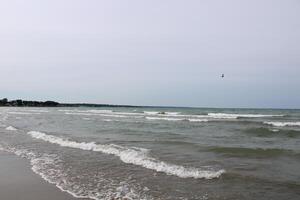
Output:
[{"xmin": 0, "ymin": 107, "xmax": 299, "ymax": 200}]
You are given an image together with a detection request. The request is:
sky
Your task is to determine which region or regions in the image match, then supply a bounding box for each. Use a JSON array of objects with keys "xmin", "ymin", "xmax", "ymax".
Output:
[{"xmin": 0, "ymin": 0, "xmax": 299, "ymax": 108}]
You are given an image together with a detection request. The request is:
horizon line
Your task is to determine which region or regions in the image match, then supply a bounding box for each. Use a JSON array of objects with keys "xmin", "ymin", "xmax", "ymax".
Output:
[{"xmin": 1, "ymin": 98, "xmax": 299, "ymax": 110}]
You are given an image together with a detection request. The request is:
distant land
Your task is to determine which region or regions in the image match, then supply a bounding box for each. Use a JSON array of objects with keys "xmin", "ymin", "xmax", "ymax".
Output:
[{"xmin": 0, "ymin": 98, "xmax": 139, "ymax": 108}]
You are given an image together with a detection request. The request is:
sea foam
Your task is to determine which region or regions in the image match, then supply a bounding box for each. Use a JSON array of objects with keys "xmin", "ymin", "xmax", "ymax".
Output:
[
  {"xmin": 5, "ymin": 126, "xmax": 18, "ymax": 131},
  {"xmin": 144, "ymin": 111, "xmax": 180, "ymax": 116},
  {"xmin": 264, "ymin": 121, "xmax": 300, "ymax": 127},
  {"xmin": 146, "ymin": 117, "xmax": 208, "ymax": 122},
  {"xmin": 27, "ymin": 131, "xmax": 225, "ymax": 179},
  {"xmin": 8, "ymin": 111, "xmax": 40, "ymax": 115},
  {"xmin": 208, "ymin": 113, "xmax": 283, "ymax": 119},
  {"xmin": 1, "ymin": 145, "xmax": 146, "ymax": 200}
]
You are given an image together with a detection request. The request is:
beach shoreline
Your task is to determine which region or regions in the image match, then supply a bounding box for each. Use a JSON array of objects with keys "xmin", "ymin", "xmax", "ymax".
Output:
[{"xmin": 0, "ymin": 151, "xmax": 87, "ymax": 200}]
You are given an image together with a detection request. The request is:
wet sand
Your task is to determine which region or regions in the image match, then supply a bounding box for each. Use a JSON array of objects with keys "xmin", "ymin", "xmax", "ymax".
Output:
[{"xmin": 0, "ymin": 151, "xmax": 87, "ymax": 200}]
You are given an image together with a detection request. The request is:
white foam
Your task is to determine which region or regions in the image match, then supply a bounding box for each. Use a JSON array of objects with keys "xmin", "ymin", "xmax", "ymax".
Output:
[
  {"xmin": 82, "ymin": 117, "xmax": 91, "ymax": 120},
  {"xmin": 208, "ymin": 113, "xmax": 283, "ymax": 119},
  {"xmin": 58, "ymin": 109, "xmax": 76, "ymax": 112},
  {"xmin": 8, "ymin": 111, "xmax": 40, "ymax": 115},
  {"xmin": 146, "ymin": 117, "xmax": 208, "ymax": 122},
  {"xmin": 112, "ymin": 112, "xmax": 144, "ymax": 116},
  {"xmin": 102, "ymin": 119, "xmax": 121, "ymax": 122},
  {"xmin": 188, "ymin": 118, "xmax": 209, "ymax": 122},
  {"xmin": 270, "ymin": 129, "xmax": 280, "ymax": 132},
  {"xmin": 27, "ymin": 131, "xmax": 225, "ymax": 179},
  {"xmin": 65, "ymin": 112, "xmax": 97, "ymax": 116},
  {"xmin": 146, "ymin": 117, "xmax": 183, "ymax": 121},
  {"xmin": 5, "ymin": 126, "xmax": 17, "ymax": 131},
  {"xmin": 144, "ymin": 111, "xmax": 180, "ymax": 116},
  {"xmin": 65, "ymin": 112, "xmax": 141, "ymax": 119},
  {"xmin": 144, "ymin": 111, "xmax": 160, "ymax": 115},
  {"xmin": 25, "ymin": 109, "xmax": 49, "ymax": 113},
  {"xmin": 264, "ymin": 121, "xmax": 300, "ymax": 127},
  {"xmin": 87, "ymin": 109, "xmax": 113, "ymax": 114},
  {"xmin": 61, "ymin": 109, "xmax": 113, "ymax": 114},
  {"xmin": 1, "ymin": 145, "xmax": 149, "ymax": 200}
]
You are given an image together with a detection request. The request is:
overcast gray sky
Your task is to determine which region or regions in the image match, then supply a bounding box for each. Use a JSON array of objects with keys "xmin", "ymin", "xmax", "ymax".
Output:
[{"xmin": 0, "ymin": 0, "xmax": 299, "ymax": 108}]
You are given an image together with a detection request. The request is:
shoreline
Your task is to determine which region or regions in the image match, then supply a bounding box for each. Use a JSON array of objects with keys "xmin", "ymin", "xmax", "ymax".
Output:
[{"xmin": 0, "ymin": 151, "xmax": 88, "ymax": 200}]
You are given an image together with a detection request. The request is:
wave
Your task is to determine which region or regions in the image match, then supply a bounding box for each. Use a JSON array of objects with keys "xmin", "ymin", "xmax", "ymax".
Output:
[
  {"xmin": 8, "ymin": 111, "xmax": 40, "ymax": 115},
  {"xmin": 208, "ymin": 113, "xmax": 284, "ymax": 119},
  {"xmin": 145, "ymin": 117, "xmax": 208, "ymax": 122},
  {"xmin": 27, "ymin": 131, "xmax": 225, "ymax": 179},
  {"xmin": 24, "ymin": 109, "xmax": 49, "ymax": 113},
  {"xmin": 87, "ymin": 109, "xmax": 113, "ymax": 114},
  {"xmin": 5, "ymin": 126, "xmax": 18, "ymax": 131},
  {"xmin": 59, "ymin": 109, "xmax": 112, "ymax": 113},
  {"xmin": 264, "ymin": 121, "xmax": 300, "ymax": 127},
  {"xmin": 112, "ymin": 112, "xmax": 144, "ymax": 116},
  {"xmin": 244, "ymin": 127, "xmax": 300, "ymax": 138},
  {"xmin": 144, "ymin": 111, "xmax": 180, "ymax": 116},
  {"xmin": 0, "ymin": 145, "xmax": 147, "ymax": 200},
  {"xmin": 208, "ymin": 146, "xmax": 297, "ymax": 158},
  {"xmin": 146, "ymin": 117, "xmax": 182, "ymax": 121},
  {"xmin": 82, "ymin": 117, "xmax": 91, "ymax": 120},
  {"xmin": 65, "ymin": 112, "xmax": 129, "ymax": 118}
]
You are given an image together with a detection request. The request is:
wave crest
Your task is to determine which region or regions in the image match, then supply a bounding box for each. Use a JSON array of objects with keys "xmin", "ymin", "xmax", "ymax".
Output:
[
  {"xmin": 0, "ymin": 145, "xmax": 148, "ymax": 200},
  {"xmin": 27, "ymin": 131, "xmax": 225, "ymax": 179},
  {"xmin": 208, "ymin": 113, "xmax": 283, "ymax": 119},
  {"xmin": 5, "ymin": 126, "xmax": 18, "ymax": 131},
  {"xmin": 264, "ymin": 121, "xmax": 300, "ymax": 127},
  {"xmin": 146, "ymin": 117, "xmax": 208, "ymax": 122}
]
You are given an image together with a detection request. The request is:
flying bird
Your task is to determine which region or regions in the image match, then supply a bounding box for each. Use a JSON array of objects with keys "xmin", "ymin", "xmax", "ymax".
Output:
[{"xmin": 221, "ymin": 74, "xmax": 224, "ymax": 78}]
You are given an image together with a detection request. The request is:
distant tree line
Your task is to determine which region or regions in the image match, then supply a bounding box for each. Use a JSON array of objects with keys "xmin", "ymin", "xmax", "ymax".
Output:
[
  {"xmin": 0, "ymin": 98, "xmax": 59, "ymax": 107},
  {"xmin": 0, "ymin": 98, "xmax": 140, "ymax": 108}
]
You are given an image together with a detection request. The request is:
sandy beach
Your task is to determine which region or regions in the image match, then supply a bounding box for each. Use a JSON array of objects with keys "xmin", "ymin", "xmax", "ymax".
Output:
[{"xmin": 0, "ymin": 151, "xmax": 85, "ymax": 200}]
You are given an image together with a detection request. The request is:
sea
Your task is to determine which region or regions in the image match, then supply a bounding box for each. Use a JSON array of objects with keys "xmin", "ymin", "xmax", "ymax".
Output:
[{"xmin": 0, "ymin": 106, "xmax": 299, "ymax": 200}]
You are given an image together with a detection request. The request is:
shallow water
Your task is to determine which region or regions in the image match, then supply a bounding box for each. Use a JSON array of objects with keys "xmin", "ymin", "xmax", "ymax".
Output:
[{"xmin": 0, "ymin": 107, "xmax": 300, "ymax": 199}]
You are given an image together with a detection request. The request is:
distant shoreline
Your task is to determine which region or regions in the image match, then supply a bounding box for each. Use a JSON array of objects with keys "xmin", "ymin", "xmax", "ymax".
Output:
[
  {"xmin": 0, "ymin": 98, "xmax": 299, "ymax": 110},
  {"xmin": 0, "ymin": 98, "xmax": 139, "ymax": 108}
]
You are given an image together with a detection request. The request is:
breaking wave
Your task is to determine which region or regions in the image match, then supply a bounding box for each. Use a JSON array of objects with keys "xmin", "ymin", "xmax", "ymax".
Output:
[
  {"xmin": 208, "ymin": 146, "xmax": 297, "ymax": 158},
  {"xmin": 208, "ymin": 113, "xmax": 284, "ymax": 119},
  {"xmin": 264, "ymin": 121, "xmax": 300, "ymax": 127},
  {"xmin": 61, "ymin": 110, "xmax": 285, "ymax": 122},
  {"xmin": 5, "ymin": 126, "xmax": 18, "ymax": 131},
  {"xmin": 146, "ymin": 117, "xmax": 208, "ymax": 122},
  {"xmin": 24, "ymin": 109, "xmax": 49, "ymax": 113},
  {"xmin": 8, "ymin": 111, "xmax": 41, "ymax": 115},
  {"xmin": 144, "ymin": 111, "xmax": 180, "ymax": 116},
  {"xmin": 65, "ymin": 112, "xmax": 129, "ymax": 118},
  {"xmin": 0, "ymin": 145, "xmax": 148, "ymax": 200},
  {"xmin": 244, "ymin": 127, "xmax": 300, "ymax": 138},
  {"xmin": 27, "ymin": 131, "xmax": 225, "ymax": 179}
]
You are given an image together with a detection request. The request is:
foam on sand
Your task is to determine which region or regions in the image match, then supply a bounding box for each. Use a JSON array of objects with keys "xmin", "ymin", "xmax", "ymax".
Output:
[
  {"xmin": 27, "ymin": 131, "xmax": 225, "ymax": 179},
  {"xmin": 0, "ymin": 145, "xmax": 150, "ymax": 200},
  {"xmin": 264, "ymin": 121, "xmax": 300, "ymax": 127},
  {"xmin": 5, "ymin": 126, "xmax": 18, "ymax": 131}
]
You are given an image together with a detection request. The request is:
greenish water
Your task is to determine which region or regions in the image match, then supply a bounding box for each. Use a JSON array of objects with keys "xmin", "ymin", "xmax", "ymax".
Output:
[{"xmin": 0, "ymin": 107, "xmax": 300, "ymax": 199}]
